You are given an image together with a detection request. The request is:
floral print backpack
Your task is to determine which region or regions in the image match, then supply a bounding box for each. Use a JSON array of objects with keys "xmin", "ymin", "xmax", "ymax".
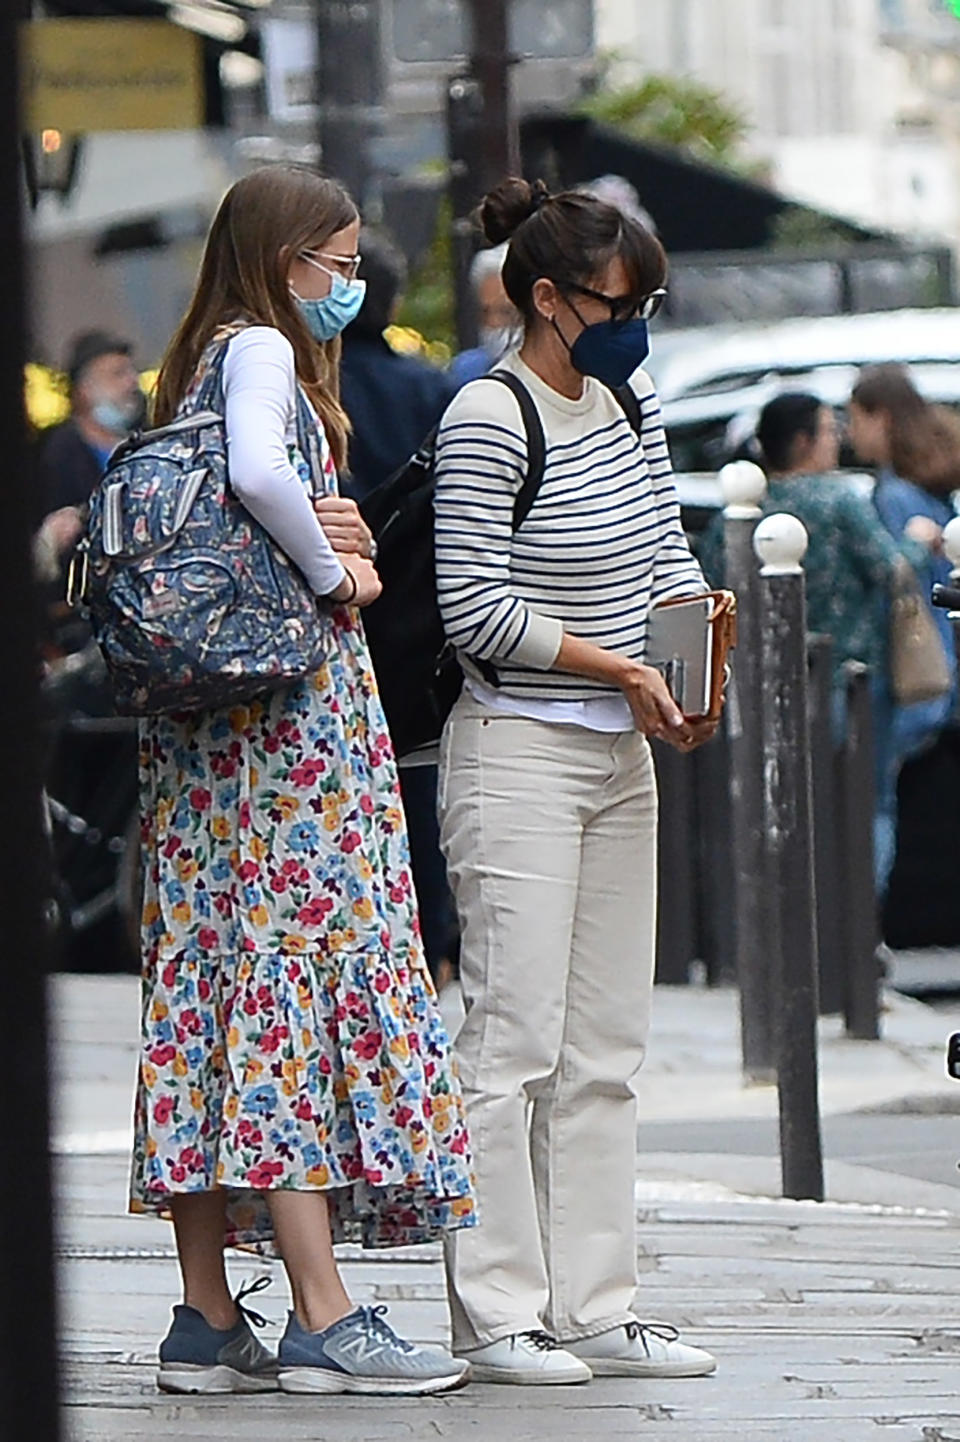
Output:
[{"xmin": 72, "ymin": 333, "xmax": 332, "ymax": 716}]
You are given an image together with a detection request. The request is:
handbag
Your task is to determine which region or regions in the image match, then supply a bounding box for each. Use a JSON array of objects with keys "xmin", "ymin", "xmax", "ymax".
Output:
[
  {"xmin": 889, "ymin": 558, "xmax": 952, "ymax": 706},
  {"xmin": 71, "ymin": 331, "xmax": 333, "ymax": 717}
]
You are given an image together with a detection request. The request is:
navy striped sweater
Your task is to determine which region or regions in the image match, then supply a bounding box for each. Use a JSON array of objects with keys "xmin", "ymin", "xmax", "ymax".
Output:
[{"xmin": 434, "ymin": 351, "xmax": 705, "ymax": 700}]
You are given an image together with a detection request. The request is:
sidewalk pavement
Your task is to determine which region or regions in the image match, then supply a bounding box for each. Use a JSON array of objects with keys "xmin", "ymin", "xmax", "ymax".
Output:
[{"xmin": 52, "ymin": 974, "xmax": 960, "ymax": 1441}]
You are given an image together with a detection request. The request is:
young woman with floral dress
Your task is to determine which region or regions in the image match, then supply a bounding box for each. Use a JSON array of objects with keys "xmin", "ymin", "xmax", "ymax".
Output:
[{"xmin": 129, "ymin": 164, "xmax": 475, "ymax": 1398}]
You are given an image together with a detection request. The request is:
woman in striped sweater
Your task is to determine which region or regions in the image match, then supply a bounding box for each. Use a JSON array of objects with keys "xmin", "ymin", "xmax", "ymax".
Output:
[{"xmin": 433, "ymin": 179, "xmax": 719, "ymax": 1386}]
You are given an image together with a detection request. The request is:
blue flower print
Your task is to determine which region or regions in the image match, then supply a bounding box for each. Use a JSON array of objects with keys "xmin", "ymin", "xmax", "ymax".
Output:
[{"xmin": 288, "ymin": 821, "xmax": 320, "ymax": 853}]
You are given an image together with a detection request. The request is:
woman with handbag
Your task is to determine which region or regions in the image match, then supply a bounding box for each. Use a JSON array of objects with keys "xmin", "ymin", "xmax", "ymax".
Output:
[
  {"xmin": 433, "ymin": 178, "xmax": 719, "ymax": 1385},
  {"xmin": 131, "ymin": 165, "xmax": 474, "ymax": 1398}
]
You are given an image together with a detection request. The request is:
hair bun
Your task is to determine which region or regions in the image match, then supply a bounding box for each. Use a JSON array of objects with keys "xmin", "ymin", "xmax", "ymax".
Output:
[{"xmin": 479, "ymin": 177, "xmax": 551, "ymax": 245}]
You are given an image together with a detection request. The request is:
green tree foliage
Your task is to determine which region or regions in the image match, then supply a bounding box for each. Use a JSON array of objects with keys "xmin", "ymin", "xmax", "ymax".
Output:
[
  {"xmin": 580, "ymin": 72, "xmax": 748, "ymax": 165},
  {"xmin": 395, "ymin": 196, "xmax": 457, "ymax": 355}
]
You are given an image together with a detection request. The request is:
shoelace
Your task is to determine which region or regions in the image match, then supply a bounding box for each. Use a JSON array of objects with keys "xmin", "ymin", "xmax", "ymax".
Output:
[
  {"xmin": 358, "ymin": 1304, "xmax": 416, "ymax": 1354},
  {"xmin": 515, "ymin": 1330, "xmax": 562, "ymax": 1352},
  {"xmin": 234, "ymin": 1274, "xmax": 272, "ymax": 1330},
  {"xmin": 624, "ymin": 1320, "xmax": 680, "ymax": 1357}
]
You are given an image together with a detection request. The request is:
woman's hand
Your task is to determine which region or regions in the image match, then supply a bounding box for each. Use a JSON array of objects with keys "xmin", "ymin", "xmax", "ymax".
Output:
[
  {"xmin": 618, "ymin": 662, "xmax": 694, "ymax": 742},
  {"xmin": 330, "ymin": 555, "xmax": 382, "ymax": 608},
  {"xmin": 314, "ymin": 496, "xmax": 375, "ymax": 558},
  {"xmin": 659, "ymin": 715, "xmax": 720, "ymax": 753}
]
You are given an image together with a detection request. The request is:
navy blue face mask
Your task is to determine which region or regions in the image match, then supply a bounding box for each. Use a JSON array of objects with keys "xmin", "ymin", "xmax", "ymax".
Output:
[{"xmin": 568, "ymin": 317, "xmax": 650, "ymax": 389}]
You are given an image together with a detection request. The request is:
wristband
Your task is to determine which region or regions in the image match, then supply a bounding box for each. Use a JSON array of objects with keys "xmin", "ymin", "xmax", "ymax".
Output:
[{"xmin": 339, "ymin": 567, "xmax": 359, "ymax": 604}]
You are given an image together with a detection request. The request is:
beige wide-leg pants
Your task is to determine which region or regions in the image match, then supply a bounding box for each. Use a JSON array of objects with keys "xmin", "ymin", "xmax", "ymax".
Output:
[{"xmin": 438, "ymin": 692, "xmax": 658, "ymax": 1350}]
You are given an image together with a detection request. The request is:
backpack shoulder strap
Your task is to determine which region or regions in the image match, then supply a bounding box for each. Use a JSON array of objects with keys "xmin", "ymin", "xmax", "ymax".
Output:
[
  {"xmin": 486, "ymin": 369, "xmax": 546, "ymax": 532},
  {"xmin": 611, "ymin": 382, "xmax": 644, "ymax": 440}
]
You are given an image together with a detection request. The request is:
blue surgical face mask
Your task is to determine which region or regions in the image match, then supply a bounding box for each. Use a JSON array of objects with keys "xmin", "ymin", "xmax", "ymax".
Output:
[
  {"xmin": 291, "ymin": 264, "xmax": 366, "ymax": 343},
  {"xmin": 91, "ymin": 396, "xmax": 141, "ymax": 435},
  {"xmin": 567, "ymin": 317, "xmax": 650, "ymax": 389}
]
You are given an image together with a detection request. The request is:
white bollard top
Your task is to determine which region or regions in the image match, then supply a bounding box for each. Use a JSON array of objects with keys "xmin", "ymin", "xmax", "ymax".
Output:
[
  {"xmin": 943, "ymin": 515, "xmax": 960, "ymax": 571},
  {"xmin": 753, "ymin": 513, "xmax": 808, "ymax": 575},
  {"xmin": 719, "ymin": 460, "xmax": 767, "ymax": 517}
]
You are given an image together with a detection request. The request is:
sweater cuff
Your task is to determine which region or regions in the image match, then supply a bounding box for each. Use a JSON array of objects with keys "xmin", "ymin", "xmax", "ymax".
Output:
[{"xmin": 509, "ymin": 612, "xmax": 564, "ymax": 670}]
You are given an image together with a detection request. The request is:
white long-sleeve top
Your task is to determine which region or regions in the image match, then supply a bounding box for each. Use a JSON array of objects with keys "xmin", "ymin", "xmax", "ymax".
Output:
[
  {"xmin": 434, "ymin": 351, "xmax": 706, "ymax": 703},
  {"xmin": 222, "ymin": 326, "xmax": 346, "ymax": 596}
]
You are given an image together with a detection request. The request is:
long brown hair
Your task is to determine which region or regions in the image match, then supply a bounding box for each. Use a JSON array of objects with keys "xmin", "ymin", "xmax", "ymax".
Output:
[
  {"xmin": 153, "ymin": 165, "xmax": 357, "ymax": 469},
  {"xmin": 852, "ymin": 364, "xmax": 960, "ymax": 497}
]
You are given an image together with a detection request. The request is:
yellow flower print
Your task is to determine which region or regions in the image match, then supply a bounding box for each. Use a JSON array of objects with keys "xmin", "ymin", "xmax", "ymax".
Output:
[
  {"xmin": 327, "ymin": 931, "xmax": 344, "ymax": 953},
  {"xmin": 282, "ymin": 1078, "xmax": 297, "ymax": 1096},
  {"xmin": 173, "ymin": 1052, "xmax": 188, "ymax": 1077},
  {"xmin": 142, "ymin": 900, "xmax": 161, "ymax": 927},
  {"xmin": 216, "ymin": 1160, "xmax": 225, "ymax": 1182},
  {"xmin": 321, "ymin": 795, "xmax": 338, "ymax": 812},
  {"xmin": 160, "ymin": 930, "xmax": 176, "ymax": 950},
  {"xmin": 356, "ymin": 857, "xmax": 373, "ymax": 881},
  {"xmin": 229, "ymin": 848, "xmax": 241, "ymax": 873},
  {"xmin": 190, "ymin": 1087, "xmax": 204, "ymax": 1111},
  {"xmin": 150, "ymin": 999, "xmax": 168, "ymax": 1023},
  {"xmin": 301, "ymin": 1028, "xmax": 312, "ymax": 1050},
  {"xmin": 245, "ymin": 1058, "xmax": 264, "ymax": 1081},
  {"xmin": 282, "ymin": 933, "xmax": 307, "ymax": 953},
  {"xmin": 250, "ymin": 765, "xmax": 260, "ymax": 787},
  {"xmin": 381, "ymin": 1080, "xmax": 394, "ymax": 1106},
  {"xmin": 411, "ymin": 1129, "xmax": 428, "ymax": 1152},
  {"xmin": 385, "ymin": 807, "xmax": 404, "ymax": 830},
  {"xmin": 306, "ymin": 1164, "xmax": 330, "ymax": 1186},
  {"xmin": 141, "ymin": 1063, "xmax": 157, "ymax": 1090},
  {"xmin": 297, "ymin": 982, "xmax": 312, "ymax": 1011},
  {"xmin": 226, "ymin": 1026, "xmax": 240, "ymax": 1050},
  {"xmin": 229, "ymin": 705, "xmax": 250, "ymax": 733},
  {"xmin": 146, "ymin": 1138, "xmax": 157, "ymax": 1158},
  {"xmin": 172, "ymin": 902, "xmax": 191, "ymax": 924},
  {"xmin": 333, "ymin": 1079, "xmax": 348, "ymax": 1102},
  {"xmin": 344, "ymin": 1061, "xmax": 360, "ymax": 1084},
  {"xmin": 211, "ymin": 1044, "xmax": 225, "ymax": 1070},
  {"xmin": 238, "ymin": 959, "xmax": 253, "ymax": 982},
  {"xmin": 249, "ymin": 836, "xmax": 269, "ymax": 862},
  {"xmin": 276, "ymin": 795, "xmax": 300, "ymax": 821},
  {"xmin": 352, "ymin": 897, "xmax": 374, "ymax": 922},
  {"xmin": 337, "ymin": 788, "xmax": 350, "ymax": 805},
  {"xmin": 177, "ymin": 857, "xmax": 198, "ymax": 882},
  {"xmin": 249, "ymin": 700, "xmax": 264, "ymax": 724},
  {"xmin": 312, "ymin": 665, "xmax": 331, "ymax": 691},
  {"xmin": 212, "ymin": 816, "xmax": 231, "ymax": 840},
  {"xmin": 281, "ymin": 1058, "xmax": 300, "ymax": 1082},
  {"xmin": 389, "ymin": 1034, "xmax": 411, "ymax": 1062},
  {"xmin": 451, "ymin": 1197, "xmax": 473, "ymax": 1219},
  {"xmin": 224, "ymin": 1094, "xmax": 239, "ymax": 1120},
  {"xmin": 323, "ymin": 811, "xmax": 339, "ymax": 832},
  {"xmin": 249, "ymin": 904, "xmax": 269, "ymax": 927}
]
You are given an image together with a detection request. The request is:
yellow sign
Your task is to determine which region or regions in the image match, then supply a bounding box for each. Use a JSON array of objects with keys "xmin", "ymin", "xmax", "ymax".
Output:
[{"xmin": 21, "ymin": 19, "xmax": 203, "ymax": 133}]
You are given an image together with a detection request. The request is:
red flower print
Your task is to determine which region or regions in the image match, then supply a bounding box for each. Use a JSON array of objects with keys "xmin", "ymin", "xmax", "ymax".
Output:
[
  {"xmin": 257, "ymin": 985, "xmax": 272, "ymax": 1004},
  {"xmin": 239, "ymin": 801, "xmax": 252, "ymax": 828},
  {"xmin": 162, "ymin": 963, "xmax": 176, "ymax": 989},
  {"xmin": 153, "ymin": 1094, "xmax": 175, "ymax": 1125},
  {"xmin": 213, "ymin": 894, "xmax": 231, "ymax": 919},
  {"xmin": 354, "ymin": 1031, "xmax": 382, "ymax": 1061},
  {"xmin": 297, "ymin": 896, "xmax": 333, "ymax": 926},
  {"xmin": 281, "ymin": 859, "xmax": 300, "ymax": 877},
  {"xmin": 264, "ymin": 735, "xmax": 281, "ymax": 754},
  {"xmin": 295, "ymin": 1097, "xmax": 313, "ymax": 1121},
  {"xmin": 389, "ymin": 886, "xmax": 405, "ymax": 904},
  {"xmin": 150, "ymin": 1044, "xmax": 177, "ymax": 1067},
  {"xmin": 261, "ymin": 1027, "xmax": 281, "ymax": 1055},
  {"xmin": 247, "ymin": 1160, "xmax": 285, "ymax": 1188},
  {"xmin": 359, "ymin": 795, "xmax": 374, "ymax": 815},
  {"xmin": 270, "ymin": 874, "xmax": 288, "ymax": 893},
  {"xmin": 364, "ymin": 1168, "xmax": 384, "ymax": 1185},
  {"xmin": 451, "ymin": 1133, "xmax": 468, "ymax": 1154},
  {"xmin": 319, "ymin": 1055, "xmax": 332, "ymax": 1076},
  {"xmin": 286, "ymin": 961, "xmax": 302, "ymax": 982},
  {"xmin": 197, "ymin": 927, "xmax": 219, "ymax": 951},
  {"xmin": 163, "ymin": 837, "xmax": 180, "ymax": 859},
  {"xmin": 238, "ymin": 861, "xmax": 258, "ymax": 882},
  {"xmin": 394, "ymin": 1105, "xmax": 414, "ymax": 1127},
  {"xmin": 189, "ymin": 788, "xmax": 212, "ymax": 811},
  {"xmin": 243, "ymin": 997, "xmax": 258, "ymax": 1016},
  {"xmin": 197, "ymin": 977, "xmax": 212, "ymax": 1002},
  {"xmin": 340, "ymin": 832, "xmax": 362, "ymax": 854},
  {"xmin": 290, "ymin": 759, "xmax": 325, "ymax": 788},
  {"xmin": 169, "ymin": 1164, "xmax": 187, "ymax": 1183},
  {"xmin": 374, "ymin": 971, "xmax": 391, "ymax": 994}
]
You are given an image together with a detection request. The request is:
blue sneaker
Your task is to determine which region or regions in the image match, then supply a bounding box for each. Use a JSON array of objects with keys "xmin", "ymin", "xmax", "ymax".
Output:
[
  {"xmin": 157, "ymin": 1277, "xmax": 278, "ymax": 1394},
  {"xmin": 278, "ymin": 1305, "xmax": 470, "ymax": 1396}
]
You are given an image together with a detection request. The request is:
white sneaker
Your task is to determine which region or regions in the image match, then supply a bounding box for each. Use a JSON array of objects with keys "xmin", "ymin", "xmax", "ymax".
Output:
[
  {"xmin": 458, "ymin": 1330, "xmax": 593, "ymax": 1385},
  {"xmin": 567, "ymin": 1320, "xmax": 717, "ymax": 1378}
]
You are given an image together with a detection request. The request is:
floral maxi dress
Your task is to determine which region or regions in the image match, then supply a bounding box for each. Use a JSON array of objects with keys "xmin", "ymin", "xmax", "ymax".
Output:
[{"xmin": 129, "ymin": 382, "xmax": 476, "ymax": 1251}]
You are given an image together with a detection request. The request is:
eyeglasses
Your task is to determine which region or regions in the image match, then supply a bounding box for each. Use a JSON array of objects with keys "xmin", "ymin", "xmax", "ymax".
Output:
[
  {"xmin": 565, "ymin": 284, "xmax": 667, "ymax": 325},
  {"xmin": 300, "ymin": 250, "xmax": 362, "ymax": 280}
]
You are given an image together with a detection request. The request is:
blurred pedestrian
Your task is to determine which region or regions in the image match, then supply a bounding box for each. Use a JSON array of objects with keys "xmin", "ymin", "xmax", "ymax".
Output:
[
  {"xmin": 848, "ymin": 364, "xmax": 960, "ymax": 761},
  {"xmin": 339, "ymin": 229, "xmax": 458, "ymax": 987},
  {"xmin": 447, "ymin": 243, "xmax": 520, "ymax": 387},
  {"xmin": 339, "ymin": 229, "xmax": 455, "ymax": 500},
  {"xmin": 134, "ymin": 164, "xmax": 474, "ymax": 1398},
  {"xmin": 435, "ymin": 177, "xmax": 717, "ymax": 1385},
  {"xmin": 700, "ymin": 391, "xmax": 936, "ymax": 889},
  {"xmin": 36, "ymin": 330, "xmax": 144, "ymax": 516}
]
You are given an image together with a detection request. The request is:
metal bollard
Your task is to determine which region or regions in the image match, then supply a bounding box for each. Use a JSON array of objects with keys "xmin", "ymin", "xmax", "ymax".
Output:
[
  {"xmin": 807, "ymin": 634, "xmax": 844, "ymax": 1016},
  {"xmin": 719, "ymin": 462, "xmax": 774, "ymax": 1076},
  {"xmin": 840, "ymin": 661, "xmax": 880, "ymax": 1040},
  {"xmin": 754, "ymin": 515, "xmax": 825, "ymax": 1202}
]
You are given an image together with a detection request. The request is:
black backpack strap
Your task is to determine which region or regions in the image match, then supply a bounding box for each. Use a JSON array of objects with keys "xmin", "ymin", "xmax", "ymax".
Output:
[
  {"xmin": 611, "ymin": 382, "xmax": 643, "ymax": 440},
  {"xmin": 486, "ymin": 370, "xmax": 546, "ymax": 532}
]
